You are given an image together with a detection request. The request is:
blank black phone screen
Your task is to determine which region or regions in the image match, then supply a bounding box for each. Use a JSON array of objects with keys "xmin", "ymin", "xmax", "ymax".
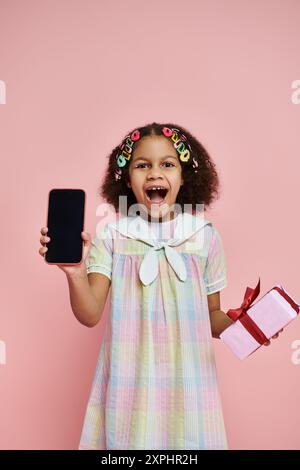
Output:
[{"xmin": 45, "ymin": 189, "xmax": 85, "ymax": 264}]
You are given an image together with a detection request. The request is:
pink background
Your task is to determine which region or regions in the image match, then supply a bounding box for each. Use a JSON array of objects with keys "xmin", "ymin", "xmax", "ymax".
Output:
[{"xmin": 0, "ymin": 0, "xmax": 300, "ymax": 450}]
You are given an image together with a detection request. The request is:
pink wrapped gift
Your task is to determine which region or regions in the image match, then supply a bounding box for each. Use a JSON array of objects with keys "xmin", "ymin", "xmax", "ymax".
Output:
[{"xmin": 220, "ymin": 278, "xmax": 300, "ymax": 360}]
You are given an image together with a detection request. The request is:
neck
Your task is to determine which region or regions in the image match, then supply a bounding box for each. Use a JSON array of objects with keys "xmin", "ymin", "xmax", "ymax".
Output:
[
  {"xmin": 146, "ymin": 213, "xmax": 176, "ymax": 224},
  {"xmin": 148, "ymin": 216, "xmax": 171, "ymax": 223}
]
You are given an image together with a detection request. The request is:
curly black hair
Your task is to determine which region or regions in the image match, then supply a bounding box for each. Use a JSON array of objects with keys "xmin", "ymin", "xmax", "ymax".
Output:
[{"xmin": 99, "ymin": 121, "xmax": 222, "ymax": 217}]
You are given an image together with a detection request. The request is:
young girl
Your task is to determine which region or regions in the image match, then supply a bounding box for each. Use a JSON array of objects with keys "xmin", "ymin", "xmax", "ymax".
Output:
[{"xmin": 39, "ymin": 122, "xmax": 280, "ymax": 450}]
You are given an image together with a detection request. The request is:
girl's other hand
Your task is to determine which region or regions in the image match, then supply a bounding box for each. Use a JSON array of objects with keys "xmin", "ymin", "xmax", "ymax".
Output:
[
  {"xmin": 263, "ymin": 328, "xmax": 284, "ymax": 346},
  {"xmin": 39, "ymin": 227, "xmax": 91, "ymax": 277}
]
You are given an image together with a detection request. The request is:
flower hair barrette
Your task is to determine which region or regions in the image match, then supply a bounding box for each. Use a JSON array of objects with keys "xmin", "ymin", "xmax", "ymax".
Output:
[{"xmin": 114, "ymin": 126, "xmax": 198, "ymax": 181}]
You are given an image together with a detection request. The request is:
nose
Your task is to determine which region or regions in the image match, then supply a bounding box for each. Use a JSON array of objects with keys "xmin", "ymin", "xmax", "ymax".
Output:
[{"xmin": 146, "ymin": 163, "xmax": 164, "ymax": 180}]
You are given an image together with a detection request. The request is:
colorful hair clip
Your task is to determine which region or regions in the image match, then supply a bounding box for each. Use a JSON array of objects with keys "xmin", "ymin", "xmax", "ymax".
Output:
[
  {"xmin": 114, "ymin": 126, "xmax": 198, "ymax": 181},
  {"xmin": 162, "ymin": 127, "xmax": 191, "ymax": 162},
  {"xmin": 116, "ymin": 129, "xmax": 142, "ymax": 168},
  {"xmin": 114, "ymin": 168, "xmax": 122, "ymax": 181},
  {"xmin": 162, "ymin": 127, "xmax": 173, "ymax": 138}
]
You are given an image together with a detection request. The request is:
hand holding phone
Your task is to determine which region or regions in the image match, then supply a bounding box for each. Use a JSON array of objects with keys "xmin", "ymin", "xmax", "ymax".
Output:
[
  {"xmin": 39, "ymin": 227, "xmax": 92, "ymax": 276},
  {"xmin": 39, "ymin": 189, "xmax": 90, "ymax": 276}
]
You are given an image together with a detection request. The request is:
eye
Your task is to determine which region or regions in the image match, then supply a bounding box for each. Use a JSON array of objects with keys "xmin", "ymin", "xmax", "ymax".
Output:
[
  {"xmin": 135, "ymin": 163, "xmax": 149, "ymax": 168},
  {"xmin": 164, "ymin": 162, "xmax": 175, "ymax": 167},
  {"xmin": 135, "ymin": 162, "xmax": 175, "ymax": 169}
]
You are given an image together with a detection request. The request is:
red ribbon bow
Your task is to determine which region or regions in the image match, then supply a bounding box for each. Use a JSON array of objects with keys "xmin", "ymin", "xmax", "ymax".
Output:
[{"xmin": 226, "ymin": 278, "xmax": 269, "ymax": 345}]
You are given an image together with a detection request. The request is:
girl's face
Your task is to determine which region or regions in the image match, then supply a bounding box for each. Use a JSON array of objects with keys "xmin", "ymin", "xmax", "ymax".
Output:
[{"xmin": 127, "ymin": 136, "xmax": 184, "ymax": 222}]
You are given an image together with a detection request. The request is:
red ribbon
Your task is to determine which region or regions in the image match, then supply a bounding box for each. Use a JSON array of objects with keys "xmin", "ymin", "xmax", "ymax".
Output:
[{"xmin": 226, "ymin": 278, "xmax": 300, "ymax": 345}]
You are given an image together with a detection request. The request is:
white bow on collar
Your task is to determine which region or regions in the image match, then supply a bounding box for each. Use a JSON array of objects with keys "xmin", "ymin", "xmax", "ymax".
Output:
[{"xmin": 110, "ymin": 212, "xmax": 211, "ymax": 286}]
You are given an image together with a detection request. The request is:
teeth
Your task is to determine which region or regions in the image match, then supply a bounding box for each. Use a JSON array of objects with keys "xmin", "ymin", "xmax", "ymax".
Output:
[{"xmin": 146, "ymin": 186, "xmax": 167, "ymax": 191}]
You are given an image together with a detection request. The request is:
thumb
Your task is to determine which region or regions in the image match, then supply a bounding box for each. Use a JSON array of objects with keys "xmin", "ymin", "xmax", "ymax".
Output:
[
  {"xmin": 81, "ymin": 231, "xmax": 92, "ymax": 261},
  {"xmin": 81, "ymin": 231, "xmax": 91, "ymax": 244}
]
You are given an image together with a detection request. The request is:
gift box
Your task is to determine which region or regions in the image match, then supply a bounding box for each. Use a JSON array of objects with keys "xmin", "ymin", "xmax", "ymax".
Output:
[{"xmin": 220, "ymin": 278, "xmax": 300, "ymax": 360}]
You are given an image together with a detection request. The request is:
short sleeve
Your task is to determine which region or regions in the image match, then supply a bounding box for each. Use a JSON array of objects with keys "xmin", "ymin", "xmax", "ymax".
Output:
[
  {"xmin": 204, "ymin": 224, "xmax": 228, "ymax": 295},
  {"xmin": 85, "ymin": 224, "xmax": 113, "ymax": 281}
]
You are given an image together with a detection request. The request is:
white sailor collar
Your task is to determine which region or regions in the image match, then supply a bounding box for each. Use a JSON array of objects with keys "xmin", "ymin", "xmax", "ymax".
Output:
[{"xmin": 110, "ymin": 212, "xmax": 211, "ymax": 286}]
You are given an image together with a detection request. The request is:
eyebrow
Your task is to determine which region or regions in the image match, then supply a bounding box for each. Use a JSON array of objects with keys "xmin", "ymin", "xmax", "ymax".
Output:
[{"xmin": 132, "ymin": 155, "xmax": 178, "ymax": 163}]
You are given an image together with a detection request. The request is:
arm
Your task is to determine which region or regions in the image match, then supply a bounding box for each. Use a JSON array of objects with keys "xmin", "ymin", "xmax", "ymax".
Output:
[
  {"xmin": 207, "ymin": 291, "xmax": 234, "ymax": 339},
  {"xmin": 66, "ymin": 270, "xmax": 111, "ymax": 328}
]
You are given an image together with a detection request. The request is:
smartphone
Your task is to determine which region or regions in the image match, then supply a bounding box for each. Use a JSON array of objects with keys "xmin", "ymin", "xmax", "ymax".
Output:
[{"xmin": 44, "ymin": 189, "xmax": 86, "ymax": 265}]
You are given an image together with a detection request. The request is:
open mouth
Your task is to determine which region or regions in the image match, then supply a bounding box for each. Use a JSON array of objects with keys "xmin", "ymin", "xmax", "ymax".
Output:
[{"xmin": 145, "ymin": 187, "xmax": 169, "ymax": 204}]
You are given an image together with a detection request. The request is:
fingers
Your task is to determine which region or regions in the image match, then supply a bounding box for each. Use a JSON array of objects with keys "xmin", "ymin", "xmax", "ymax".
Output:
[
  {"xmin": 264, "ymin": 328, "xmax": 284, "ymax": 345},
  {"xmin": 81, "ymin": 231, "xmax": 91, "ymax": 244},
  {"xmin": 39, "ymin": 245, "xmax": 48, "ymax": 256},
  {"xmin": 271, "ymin": 328, "xmax": 284, "ymax": 339},
  {"xmin": 40, "ymin": 235, "xmax": 51, "ymax": 244},
  {"xmin": 39, "ymin": 228, "xmax": 90, "ymax": 258},
  {"xmin": 40, "ymin": 227, "xmax": 49, "ymax": 244},
  {"xmin": 39, "ymin": 227, "xmax": 50, "ymax": 257}
]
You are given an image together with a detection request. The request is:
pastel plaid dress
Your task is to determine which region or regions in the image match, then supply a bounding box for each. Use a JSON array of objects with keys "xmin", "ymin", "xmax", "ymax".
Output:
[{"xmin": 78, "ymin": 212, "xmax": 228, "ymax": 450}]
